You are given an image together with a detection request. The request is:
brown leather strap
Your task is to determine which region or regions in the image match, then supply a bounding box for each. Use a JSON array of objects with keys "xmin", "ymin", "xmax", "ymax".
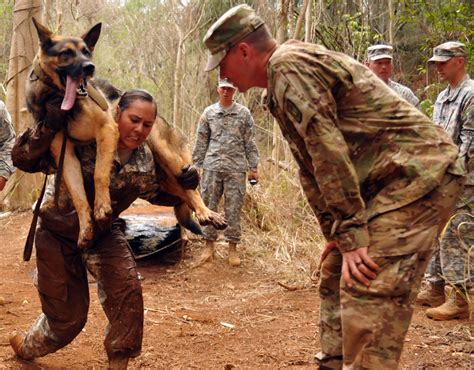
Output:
[
  {"xmin": 54, "ymin": 130, "xmax": 68, "ymax": 211},
  {"xmin": 23, "ymin": 175, "xmax": 48, "ymax": 261}
]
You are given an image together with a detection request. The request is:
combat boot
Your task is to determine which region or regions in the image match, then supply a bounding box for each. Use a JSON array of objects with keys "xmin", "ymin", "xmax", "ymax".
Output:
[
  {"xmin": 9, "ymin": 331, "xmax": 35, "ymax": 360},
  {"xmin": 199, "ymin": 240, "xmax": 215, "ymax": 263},
  {"xmin": 426, "ymin": 289, "xmax": 470, "ymax": 320},
  {"xmin": 228, "ymin": 242, "xmax": 241, "ymax": 267},
  {"xmin": 416, "ymin": 283, "xmax": 445, "ymax": 307},
  {"xmin": 108, "ymin": 355, "xmax": 129, "ymax": 369}
]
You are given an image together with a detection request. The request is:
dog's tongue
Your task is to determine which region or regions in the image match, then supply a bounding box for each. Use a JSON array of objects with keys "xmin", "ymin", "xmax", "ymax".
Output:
[{"xmin": 61, "ymin": 75, "xmax": 80, "ymax": 111}]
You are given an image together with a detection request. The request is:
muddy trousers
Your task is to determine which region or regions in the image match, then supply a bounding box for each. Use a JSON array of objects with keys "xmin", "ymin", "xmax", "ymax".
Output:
[
  {"xmin": 22, "ymin": 221, "xmax": 144, "ymax": 360},
  {"xmin": 318, "ymin": 174, "xmax": 463, "ymax": 369}
]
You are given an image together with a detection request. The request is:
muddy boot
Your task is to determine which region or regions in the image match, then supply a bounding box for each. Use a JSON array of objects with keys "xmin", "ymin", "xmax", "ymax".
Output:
[
  {"xmin": 199, "ymin": 240, "xmax": 215, "ymax": 263},
  {"xmin": 426, "ymin": 289, "xmax": 470, "ymax": 320},
  {"xmin": 108, "ymin": 356, "xmax": 129, "ymax": 369},
  {"xmin": 228, "ymin": 242, "xmax": 241, "ymax": 267},
  {"xmin": 314, "ymin": 351, "xmax": 343, "ymax": 369},
  {"xmin": 9, "ymin": 331, "xmax": 35, "ymax": 360},
  {"xmin": 416, "ymin": 283, "xmax": 445, "ymax": 307}
]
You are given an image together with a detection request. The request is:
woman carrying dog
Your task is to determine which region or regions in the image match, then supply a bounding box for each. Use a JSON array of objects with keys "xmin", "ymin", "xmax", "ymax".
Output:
[{"xmin": 9, "ymin": 89, "xmax": 196, "ymax": 369}]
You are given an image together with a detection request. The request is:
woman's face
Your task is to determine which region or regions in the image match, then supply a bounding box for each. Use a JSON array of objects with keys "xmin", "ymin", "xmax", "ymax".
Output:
[{"xmin": 116, "ymin": 99, "xmax": 156, "ymax": 150}]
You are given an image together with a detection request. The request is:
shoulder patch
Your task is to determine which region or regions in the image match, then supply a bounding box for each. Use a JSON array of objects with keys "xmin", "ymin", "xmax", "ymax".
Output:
[{"xmin": 286, "ymin": 98, "xmax": 302, "ymax": 124}]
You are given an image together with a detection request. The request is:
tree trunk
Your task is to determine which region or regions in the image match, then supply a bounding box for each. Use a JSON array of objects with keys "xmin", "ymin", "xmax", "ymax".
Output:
[
  {"xmin": 173, "ymin": 24, "xmax": 184, "ymax": 128},
  {"xmin": 4, "ymin": 0, "xmax": 43, "ymax": 210},
  {"xmin": 388, "ymin": 0, "xmax": 394, "ymax": 45},
  {"xmin": 293, "ymin": 0, "xmax": 310, "ymax": 40},
  {"xmin": 305, "ymin": 0, "xmax": 312, "ymax": 42}
]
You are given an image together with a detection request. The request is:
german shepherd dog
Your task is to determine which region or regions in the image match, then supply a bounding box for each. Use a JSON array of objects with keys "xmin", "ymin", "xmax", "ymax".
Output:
[{"xmin": 27, "ymin": 19, "xmax": 226, "ymax": 248}]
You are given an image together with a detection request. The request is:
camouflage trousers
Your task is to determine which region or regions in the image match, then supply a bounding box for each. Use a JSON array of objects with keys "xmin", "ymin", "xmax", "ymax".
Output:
[
  {"xmin": 318, "ymin": 173, "xmax": 463, "ymax": 369},
  {"xmin": 201, "ymin": 170, "xmax": 246, "ymax": 243},
  {"xmin": 425, "ymin": 185, "xmax": 474, "ymax": 287},
  {"xmin": 20, "ymin": 220, "xmax": 144, "ymax": 361}
]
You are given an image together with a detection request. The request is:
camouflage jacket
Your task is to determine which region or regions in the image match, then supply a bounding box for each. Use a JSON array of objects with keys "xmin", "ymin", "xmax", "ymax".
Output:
[
  {"xmin": 0, "ymin": 100, "xmax": 16, "ymax": 180},
  {"xmin": 433, "ymin": 75, "xmax": 474, "ymax": 185},
  {"xmin": 192, "ymin": 102, "xmax": 259, "ymax": 173},
  {"xmin": 266, "ymin": 40, "xmax": 464, "ymax": 253},
  {"xmin": 11, "ymin": 126, "xmax": 177, "ymax": 240},
  {"xmin": 388, "ymin": 79, "xmax": 419, "ymax": 107}
]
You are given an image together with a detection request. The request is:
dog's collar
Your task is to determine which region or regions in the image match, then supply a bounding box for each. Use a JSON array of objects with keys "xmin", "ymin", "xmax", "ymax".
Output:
[{"xmin": 31, "ymin": 58, "xmax": 109, "ymax": 112}]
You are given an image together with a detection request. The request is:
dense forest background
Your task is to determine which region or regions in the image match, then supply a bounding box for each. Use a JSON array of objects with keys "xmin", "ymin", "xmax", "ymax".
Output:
[{"xmin": 0, "ymin": 0, "xmax": 472, "ymax": 248}]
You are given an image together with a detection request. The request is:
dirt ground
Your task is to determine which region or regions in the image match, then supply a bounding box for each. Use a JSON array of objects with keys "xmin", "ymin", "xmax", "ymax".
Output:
[{"xmin": 0, "ymin": 208, "xmax": 472, "ymax": 369}]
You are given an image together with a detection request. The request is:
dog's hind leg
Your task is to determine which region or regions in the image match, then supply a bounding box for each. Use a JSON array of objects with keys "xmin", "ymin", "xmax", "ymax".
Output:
[
  {"xmin": 50, "ymin": 133, "xmax": 94, "ymax": 248},
  {"xmin": 185, "ymin": 189, "xmax": 227, "ymax": 230},
  {"xmin": 92, "ymin": 120, "xmax": 118, "ymax": 226}
]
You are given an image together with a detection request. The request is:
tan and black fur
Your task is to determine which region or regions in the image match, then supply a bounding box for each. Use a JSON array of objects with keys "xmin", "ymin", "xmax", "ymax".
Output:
[
  {"xmin": 28, "ymin": 18, "xmax": 118, "ymax": 248},
  {"xmin": 28, "ymin": 20, "xmax": 226, "ymax": 247},
  {"xmin": 98, "ymin": 80, "xmax": 227, "ymax": 234}
]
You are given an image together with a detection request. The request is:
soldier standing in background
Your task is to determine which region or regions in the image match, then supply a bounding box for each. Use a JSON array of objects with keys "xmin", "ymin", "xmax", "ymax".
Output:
[
  {"xmin": 203, "ymin": 5, "xmax": 465, "ymax": 368},
  {"xmin": 0, "ymin": 100, "xmax": 16, "ymax": 192},
  {"xmin": 366, "ymin": 44, "xmax": 420, "ymax": 107},
  {"xmin": 192, "ymin": 78, "xmax": 259, "ymax": 267},
  {"xmin": 417, "ymin": 41, "xmax": 473, "ymax": 320}
]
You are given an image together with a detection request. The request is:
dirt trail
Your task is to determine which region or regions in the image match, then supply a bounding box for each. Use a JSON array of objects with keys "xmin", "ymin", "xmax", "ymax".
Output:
[{"xmin": 0, "ymin": 210, "xmax": 471, "ymax": 369}]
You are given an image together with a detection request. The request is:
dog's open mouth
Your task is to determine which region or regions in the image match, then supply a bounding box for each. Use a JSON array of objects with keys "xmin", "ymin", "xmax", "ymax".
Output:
[{"xmin": 61, "ymin": 76, "xmax": 88, "ymax": 111}]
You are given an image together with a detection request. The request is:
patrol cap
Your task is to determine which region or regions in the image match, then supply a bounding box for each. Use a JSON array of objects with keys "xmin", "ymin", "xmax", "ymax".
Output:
[
  {"xmin": 367, "ymin": 44, "xmax": 393, "ymax": 61},
  {"xmin": 203, "ymin": 4, "xmax": 264, "ymax": 71},
  {"xmin": 428, "ymin": 41, "xmax": 467, "ymax": 62},
  {"xmin": 218, "ymin": 78, "xmax": 236, "ymax": 89}
]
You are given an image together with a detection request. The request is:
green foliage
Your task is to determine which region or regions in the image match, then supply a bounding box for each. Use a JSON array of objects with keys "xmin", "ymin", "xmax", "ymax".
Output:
[{"xmin": 400, "ymin": 0, "xmax": 473, "ymax": 104}]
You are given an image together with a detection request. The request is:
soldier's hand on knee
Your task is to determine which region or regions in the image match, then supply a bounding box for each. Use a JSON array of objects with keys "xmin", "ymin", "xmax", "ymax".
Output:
[{"xmin": 342, "ymin": 247, "xmax": 379, "ymax": 288}]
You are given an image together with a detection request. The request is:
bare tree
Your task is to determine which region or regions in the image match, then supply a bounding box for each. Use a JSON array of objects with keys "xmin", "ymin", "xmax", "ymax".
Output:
[
  {"xmin": 3, "ymin": 0, "xmax": 44, "ymax": 209},
  {"xmin": 170, "ymin": 1, "xmax": 207, "ymax": 129}
]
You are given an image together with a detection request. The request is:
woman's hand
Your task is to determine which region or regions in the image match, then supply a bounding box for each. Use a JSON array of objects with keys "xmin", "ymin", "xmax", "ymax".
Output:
[
  {"xmin": 342, "ymin": 247, "xmax": 379, "ymax": 288},
  {"xmin": 176, "ymin": 164, "xmax": 200, "ymax": 190}
]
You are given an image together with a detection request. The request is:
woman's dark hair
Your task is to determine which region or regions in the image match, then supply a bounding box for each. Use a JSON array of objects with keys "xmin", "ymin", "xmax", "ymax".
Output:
[{"xmin": 117, "ymin": 89, "xmax": 157, "ymax": 118}]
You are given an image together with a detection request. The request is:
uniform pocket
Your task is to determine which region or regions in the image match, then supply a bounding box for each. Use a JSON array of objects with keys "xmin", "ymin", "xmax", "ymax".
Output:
[{"xmin": 35, "ymin": 231, "xmax": 69, "ymax": 302}]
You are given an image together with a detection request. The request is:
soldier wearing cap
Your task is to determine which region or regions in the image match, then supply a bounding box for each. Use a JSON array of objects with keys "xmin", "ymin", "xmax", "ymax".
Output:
[
  {"xmin": 192, "ymin": 78, "xmax": 259, "ymax": 267},
  {"xmin": 417, "ymin": 41, "xmax": 473, "ymax": 320},
  {"xmin": 0, "ymin": 100, "xmax": 16, "ymax": 192},
  {"xmin": 203, "ymin": 4, "xmax": 465, "ymax": 368},
  {"xmin": 366, "ymin": 44, "xmax": 419, "ymax": 106}
]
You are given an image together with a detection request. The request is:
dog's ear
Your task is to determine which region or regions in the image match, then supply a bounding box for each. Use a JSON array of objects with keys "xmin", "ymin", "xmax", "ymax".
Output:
[
  {"xmin": 81, "ymin": 23, "xmax": 102, "ymax": 51},
  {"xmin": 32, "ymin": 17, "xmax": 53, "ymax": 49}
]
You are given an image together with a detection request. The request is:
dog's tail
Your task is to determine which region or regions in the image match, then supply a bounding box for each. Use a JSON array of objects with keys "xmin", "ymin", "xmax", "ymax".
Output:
[{"xmin": 174, "ymin": 203, "xmax": 203, "ymax": 235}]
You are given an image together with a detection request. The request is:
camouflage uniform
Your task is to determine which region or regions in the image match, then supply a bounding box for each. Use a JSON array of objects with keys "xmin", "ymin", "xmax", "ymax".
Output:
[
  {"xmin": 265, "ymin": 40, "xmax": 464, "ymax": 368},
  {"xmin": 426, "ymin": 75, "xmax": 474, "ymax": 287},
  {"xmin": 203, "ymin": 5, "xmax": 464, "ymax": 367},
  {"xmin": 11, "ymin": 128, "xmax": 179, "ymax": 361},
  {"xmin": 192, "ymin": 102, "xmax": 259, "ymax": 242},
  {"xmin": 0, "ymin": 100, "xmax": 16, "ymax": 182},
  {"xmin": 388, "ymin": 79, "xmax": 419, "ymax": 107}
]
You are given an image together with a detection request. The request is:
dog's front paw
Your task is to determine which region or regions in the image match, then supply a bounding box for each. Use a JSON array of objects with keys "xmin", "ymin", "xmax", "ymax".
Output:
[
  {"xmin": 77, "ymin": 225, "xmax": 94, "ymax": 249},
  {"xmin": 94, "ymin": 204, "xmax": 113, "ymax": 224}
]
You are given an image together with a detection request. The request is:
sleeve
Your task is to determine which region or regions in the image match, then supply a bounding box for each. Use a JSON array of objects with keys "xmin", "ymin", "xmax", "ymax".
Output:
[
  {"xmin": 273, "ymin": 69, "xmax": 369, "ymax": 252},
  {"xmin": 0, "ymin": 102, "xmax": 16, "ymax": 179},
  {"xmin": 243, "ymin": 110, "xmax": 260, "ymax": 170},
  {"xmin": 298, "ymin": 166, "xmax": 333, "ymax": 239},
  {"xmin": 406, "ymin": 89, "xmax": 420, "ymax": 108},
  {"xmin": 191, "ymin": 112, "xmax": 210, "ymax": 168},
  {"xmin": 459, "ymin": 93, "xmax": 474, "ymax": 175},
  {"xmin": 11, "ymin": 122, "xmax": 57, "ymax": 174}
]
